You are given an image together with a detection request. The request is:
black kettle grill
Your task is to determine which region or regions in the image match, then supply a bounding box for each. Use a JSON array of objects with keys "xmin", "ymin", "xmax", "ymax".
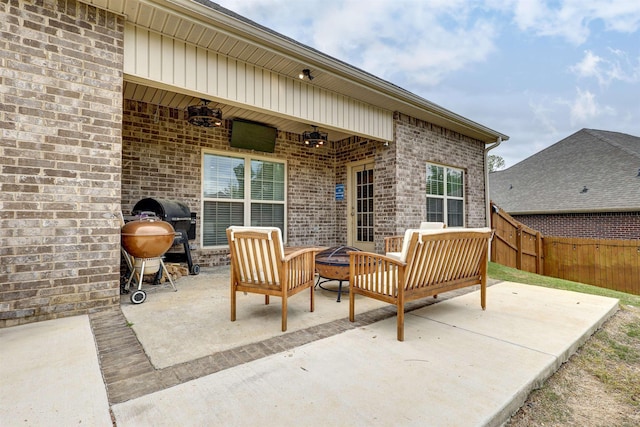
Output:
[{"xmin": 132, "ymin": 198, "xmax": 200, "ymax": 275}]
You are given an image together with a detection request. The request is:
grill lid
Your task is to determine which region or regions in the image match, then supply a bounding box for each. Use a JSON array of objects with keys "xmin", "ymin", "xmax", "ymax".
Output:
[{"xmin": 132, "ymin": 198, "xmax": 191, "ymax": 223}]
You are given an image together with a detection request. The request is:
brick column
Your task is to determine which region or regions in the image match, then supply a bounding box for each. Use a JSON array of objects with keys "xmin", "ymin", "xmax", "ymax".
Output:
[{"xmin": 0, "ymin": 0, "xmax": 124, "ymax": 327}]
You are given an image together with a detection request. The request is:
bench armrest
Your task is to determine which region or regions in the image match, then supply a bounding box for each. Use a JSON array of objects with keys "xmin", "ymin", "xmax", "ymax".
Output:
[{"xmin": 349, "ymin": 251, "xmax": 405, "ymax": 297}]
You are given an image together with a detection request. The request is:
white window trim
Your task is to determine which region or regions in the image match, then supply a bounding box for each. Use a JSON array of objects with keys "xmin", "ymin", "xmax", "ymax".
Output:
[
  {"xmin": 201, "ymin": 149, "xmax": 287, "ymax": 248},
  {"xmin": 426, "ymin": 163, "xmax": 465, "ymax": 227}
]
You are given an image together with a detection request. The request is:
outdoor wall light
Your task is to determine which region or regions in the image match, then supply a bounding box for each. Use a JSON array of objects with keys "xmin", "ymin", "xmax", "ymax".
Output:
[
  {"xmin": 187, "ymin": 99, "xmax": 222, "ymax": 127},
  {"xmin": 299, "ymin": 69, "xmax": 314, "ymax": 81},
  {"xmin": 302, "ymin": 125, "xmax": 327, "ymax": 147}
]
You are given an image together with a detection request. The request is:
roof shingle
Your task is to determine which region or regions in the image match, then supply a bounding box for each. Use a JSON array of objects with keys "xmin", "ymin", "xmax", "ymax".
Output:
[{"xmin": 489, "ymin": 129, "xmax": 640, "ymax": 214}]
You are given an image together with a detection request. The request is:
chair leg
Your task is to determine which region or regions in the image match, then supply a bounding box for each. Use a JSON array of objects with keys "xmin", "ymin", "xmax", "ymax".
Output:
[
  {"xmin": 281, "ymin": 296, "xmax": 287, "ymax": 332},
  {"xmin": 481, "ymin": 279, "xmax": 487, "ymax": 310},
  {"xmin": 310, "ymin": 286, "xmax": 315, "ymax": 313},
  {"xmin": 265, "ymin": 295, "xmax": 270, "ymax": 305},
  {"xmin": 397, "ymin": 302, "xmax": 404, "ymax": 341},
  {"xmin": 349, "ymin": 289, "xmax": 355, "ymax": 322},
  {"xmin": 230, "ymin": 287, "xmax": 236, "ymax": 322}
]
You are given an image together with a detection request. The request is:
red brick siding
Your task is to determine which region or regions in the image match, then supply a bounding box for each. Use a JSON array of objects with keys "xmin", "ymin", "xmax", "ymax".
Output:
[
  {"xmin": 0, "ymin": 0, "xmax": 124, "ymax": 327},
  {"xmin": 514, "ymin": 212, "xmax": 640, "ymax": 240}
]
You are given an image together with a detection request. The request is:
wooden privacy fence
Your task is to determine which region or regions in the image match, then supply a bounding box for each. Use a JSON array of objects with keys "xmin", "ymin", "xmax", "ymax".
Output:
[{"xmin": 490, "ymin": 202, "xmax": 640, "ymax": 296}]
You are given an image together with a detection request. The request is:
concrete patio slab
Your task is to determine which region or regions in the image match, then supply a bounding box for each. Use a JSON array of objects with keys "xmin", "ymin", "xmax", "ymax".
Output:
[
  {"xmin": 111, "ymin": 281, "xmax": 619, "ymax": 427},
  {"xmin": 412, "ymin": 281, "xmax": 618, "ymax": 362},
  {"xmin": 0, "ymin": 315, "xmax": 111, "ymax": 427},
  {"xmin": 120, "ymin": 268, "xmax": 388, "ymax": 368}
]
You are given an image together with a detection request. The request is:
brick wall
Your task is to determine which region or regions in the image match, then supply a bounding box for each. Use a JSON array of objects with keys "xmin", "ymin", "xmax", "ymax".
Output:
[
  {"xmin": 394, "ymin": 113, "xmax": 487, "ymax": 231},
  {"xmin": 121, "ymin": 102, "xmax": 490, "ymax": 265},
  {"xmin": 122, "ymin": 100, "xmax": 396, "ymax": 259},
  {"xmin": 121, "ymin": 100, "xmax": 338, "ymax": 267},
  {"xmin": 335, "ymin": 136, "xmax": 393, "ymax": 253},
  {"xmin": 0, "ymin": 0, "xmax": 124, "ymax": 327},
  {"xmin": 514, "ymin": 212, "xmax": 640, "ymax": 239}
]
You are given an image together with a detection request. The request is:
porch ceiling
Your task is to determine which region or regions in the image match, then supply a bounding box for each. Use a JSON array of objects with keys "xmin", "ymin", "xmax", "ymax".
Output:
[
  {"xmin": 88, "ymin": 0, "xmax": 509, "ymax": 144},
  {"xmin": 122, "ymin": 81, "xmax": 355, "ymax": 142}
]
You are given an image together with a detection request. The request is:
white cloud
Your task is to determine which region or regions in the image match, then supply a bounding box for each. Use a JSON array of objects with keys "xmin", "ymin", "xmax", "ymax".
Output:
[
  {"xmin": 529, "ymin": 98, "xmax": 559, "ymax": 134},
  {"xmin": 509, "ymin": 0, "xmax": 640, "ymax": 44},
  {"xmin": 570, "ymin": 51, "xmax": 603, "ymax": 80},
  {"xmin": 567, "ymin": 88, "xmax": 615, "ymax": 125},
  {"xmin": 217, "ymin": 0, "xmax": 499, "ymax": 86},
  {"xmin": 570, "ymin": 49, "xmax": 640, "ymax": 86}
]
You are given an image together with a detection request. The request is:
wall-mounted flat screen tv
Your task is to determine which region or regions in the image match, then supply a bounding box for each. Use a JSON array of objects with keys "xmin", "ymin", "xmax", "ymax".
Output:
[{"xmin": 230, "ymin": 119, "xmax": 277, "ymax": 153}]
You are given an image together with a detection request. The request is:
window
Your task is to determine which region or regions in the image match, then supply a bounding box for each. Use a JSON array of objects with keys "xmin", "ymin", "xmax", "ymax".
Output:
[
  {"xmin": 202, "ymin": 151, "xmax": 286, "ymax": 246},
  {"xmin": 426, "ymin": 164, "xmax": 464, "ymax": 227}
]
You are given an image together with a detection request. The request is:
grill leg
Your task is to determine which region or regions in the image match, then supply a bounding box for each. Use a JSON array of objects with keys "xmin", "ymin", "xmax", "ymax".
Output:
[
  {"xmin": 138, "ymin": 260, "xmax": 146, "ymax": 290},
  {"xmin": 160, "ymin": 258, "xmax": 178, "ymax": 292},
  {"xmin": 125, "ymin": 268, "xmax": 135, "ymax": 292}
]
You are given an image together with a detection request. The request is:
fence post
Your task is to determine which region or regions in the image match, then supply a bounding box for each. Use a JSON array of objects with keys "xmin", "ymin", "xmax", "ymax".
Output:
[
  {"xmin": 516, "ymin": 225, "xmax": 523, "ymax": 270},
  {"xmin": 536, "ymin": 231, "xmax": 543, "ymax": 275}
]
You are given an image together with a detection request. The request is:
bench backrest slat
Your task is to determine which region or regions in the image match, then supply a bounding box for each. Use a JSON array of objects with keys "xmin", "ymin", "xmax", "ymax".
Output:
[{"xmin": 402, "ymin": 228, "xmax": 492, "ymax": 290}]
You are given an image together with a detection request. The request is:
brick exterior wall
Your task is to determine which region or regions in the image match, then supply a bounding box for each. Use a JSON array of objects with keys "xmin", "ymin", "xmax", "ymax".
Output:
[
  {"xmin": 122, "ymin": 103, "xmax": 488, "ymax": 264},
  {"xmin": 394, "ymin": 112, "xmax": 488, "ymax": 232},
  {"xmin": 121, "ymin": 100, "xmax": 339, "ymax": 267},
  {"xmin": 514, "ymin": 212, "xmax": 640, "ymax": 239},
  {"xmin": 335, "ymin": 136, "xmax": 394, "ymax": 253},
  {"xmin": 0, "ymin": 0, "xmax": 124, "ymax": 327}
]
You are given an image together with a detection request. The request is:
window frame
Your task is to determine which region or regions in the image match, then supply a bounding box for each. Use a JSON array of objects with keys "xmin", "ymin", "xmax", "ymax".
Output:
[
  {"xmin": 201, "ymin": 149, "xmax": 287, "ymax": 248},
  {"xmin": 426, "ymin": 162, "xmax": 465, "ymax": 227}
]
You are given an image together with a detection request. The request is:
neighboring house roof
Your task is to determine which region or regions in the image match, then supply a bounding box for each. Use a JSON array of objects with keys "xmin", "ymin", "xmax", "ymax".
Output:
[{"xmin": 489, "ymin": 129, "xmax": 640, "ymax": 214}]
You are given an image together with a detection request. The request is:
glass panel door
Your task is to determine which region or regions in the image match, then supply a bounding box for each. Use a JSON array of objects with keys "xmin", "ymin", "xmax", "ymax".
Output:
[{"xmin": 349, "ymin": 162, "xmax": 375, "ymax": 252}]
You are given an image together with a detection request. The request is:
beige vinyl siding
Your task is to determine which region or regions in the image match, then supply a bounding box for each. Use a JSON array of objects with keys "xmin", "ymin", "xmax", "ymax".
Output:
[{"xmin": 124, "ymin": 24, "xmax": 393, "ymax": 141}]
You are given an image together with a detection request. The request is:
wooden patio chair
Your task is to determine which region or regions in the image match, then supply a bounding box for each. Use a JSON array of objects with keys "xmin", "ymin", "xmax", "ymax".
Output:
[
  {"xmin": 226, "ymin": 226, "xmax": 318, "ymax": 332},
  {"xmin": 350, "ymin": 227, "xmax": 494, "ymax": 341}
]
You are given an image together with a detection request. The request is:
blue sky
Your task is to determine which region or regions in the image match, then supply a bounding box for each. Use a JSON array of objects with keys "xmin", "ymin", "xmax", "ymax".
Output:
[{"xmin": 215, "ymin": 0, "xmax": 640, "ymax": 168}]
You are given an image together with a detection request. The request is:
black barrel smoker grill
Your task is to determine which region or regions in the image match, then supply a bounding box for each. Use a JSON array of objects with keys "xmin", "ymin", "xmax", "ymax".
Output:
[{"xmin": 131, "ymin": 198, "xmax": 200, "ymax": 275}]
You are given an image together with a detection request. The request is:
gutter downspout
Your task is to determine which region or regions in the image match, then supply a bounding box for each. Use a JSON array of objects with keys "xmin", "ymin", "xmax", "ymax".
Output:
[{"xmin": 484, "ymin": 137, "xmax": 502, "ymax": 228}]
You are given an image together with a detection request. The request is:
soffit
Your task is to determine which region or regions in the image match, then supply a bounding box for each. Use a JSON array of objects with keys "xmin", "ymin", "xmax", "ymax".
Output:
[
  {"xmin": 122, "ymin": 81, "xmax": 355, "ymax": 141},
  {"xmin": 86, "ymin": 0, "xmax": 509, "ymax": 143}
]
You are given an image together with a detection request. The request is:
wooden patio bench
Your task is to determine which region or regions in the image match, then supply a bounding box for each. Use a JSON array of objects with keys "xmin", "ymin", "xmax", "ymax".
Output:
[
  {"xmin": 349, "ymin": 227, "xmax": 494, "ymax": 341},
  {"xmin": 384, "ymin": 221, "xmax": 446, "ymax": 253}
]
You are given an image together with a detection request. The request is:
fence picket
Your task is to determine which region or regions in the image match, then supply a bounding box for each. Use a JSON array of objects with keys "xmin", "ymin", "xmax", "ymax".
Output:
[{"xmin": 490, "ymin": 202, "xmax": 640, "ymax": 296}]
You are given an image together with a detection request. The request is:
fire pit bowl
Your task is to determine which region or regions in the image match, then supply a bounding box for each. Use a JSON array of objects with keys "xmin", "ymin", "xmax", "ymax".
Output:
[
  {"xmin": 121, "ymin": 218, "xmax": 176, "ymax": 259},
  {"xmin": 315, "ymin": 246, "xmax": 361, "ymax": 281}
]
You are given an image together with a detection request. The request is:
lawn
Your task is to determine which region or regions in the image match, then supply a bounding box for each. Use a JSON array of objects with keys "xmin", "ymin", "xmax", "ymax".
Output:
[{"xmin": 488, "ymin": 262, "xmax": 640, "ymax": 307}]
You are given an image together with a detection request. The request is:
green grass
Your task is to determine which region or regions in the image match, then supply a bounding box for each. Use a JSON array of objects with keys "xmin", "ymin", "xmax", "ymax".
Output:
[
  {"xmin": 488, "ymin": 262, "xmax": 640, "ymax": 307},
  {"xmin": 626, "ymin": 320, "xmax": 640, "ymax": 339}
]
